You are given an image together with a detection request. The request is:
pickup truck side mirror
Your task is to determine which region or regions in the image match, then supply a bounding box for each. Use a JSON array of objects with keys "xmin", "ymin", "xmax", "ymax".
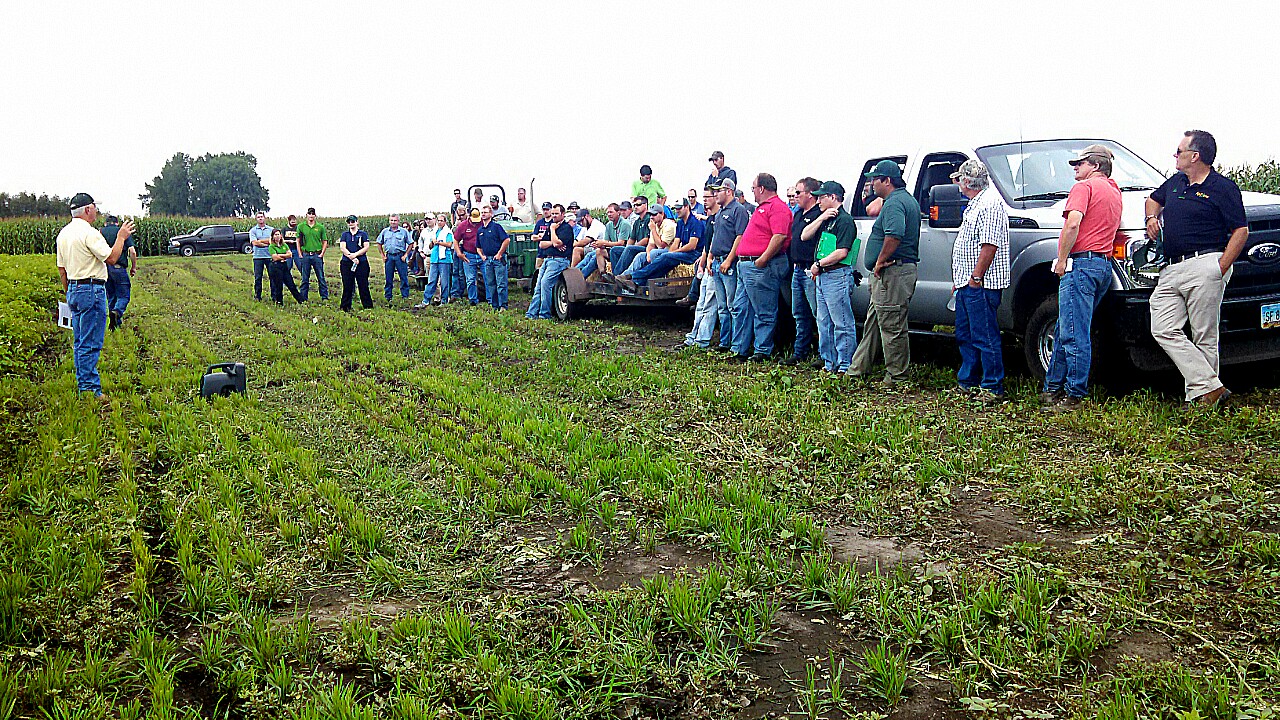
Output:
[{"xmin": 928, "ymin": 184, "xmax": 967, "ymax": 229}]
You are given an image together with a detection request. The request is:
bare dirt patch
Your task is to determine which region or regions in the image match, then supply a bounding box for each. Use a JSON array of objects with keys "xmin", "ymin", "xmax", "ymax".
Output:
[
  {"xmin": 566, "ymin": 544, "xmax": 715, "ymax": 591},
  {"xmin": 825, "ymin": 525, "xmax": 926, "ymax": 570},
  {"xmin": 1093, "ymin": 629, "xmax": 1176, "ymax": 671},
  {"xmin": 951, "ymin": 488, "xmax": 1090, "ymax": 551},
  {"xmin": 299, "ymin": 586, "xmax": 424, "ymax": 629}
]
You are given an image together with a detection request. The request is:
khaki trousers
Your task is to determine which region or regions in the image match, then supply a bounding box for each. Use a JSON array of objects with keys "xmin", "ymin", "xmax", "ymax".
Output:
[
  {"xmin": 1149, "ymin": 252, "xmax": 1232, "ymax": 401},
  {"xmin": 851, "ymin": 263, "xmax": 917, "ymax": 381}
]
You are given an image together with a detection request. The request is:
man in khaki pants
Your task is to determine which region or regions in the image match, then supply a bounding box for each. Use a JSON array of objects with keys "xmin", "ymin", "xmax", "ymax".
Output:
[
  {"xmin": 1146, "ymin": 130, "xmax": 1249, "ymax": 407},
  {"xmin": 850, "ymin": 160, "xmax": 921, "ymax": 386}
]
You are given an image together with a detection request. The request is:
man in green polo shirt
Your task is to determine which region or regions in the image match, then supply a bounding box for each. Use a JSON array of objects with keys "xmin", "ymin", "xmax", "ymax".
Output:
[
  {"xmin": 850, "ymin": 160, "xmax": 921, "ymax": 386},
  {"xmin": 630, "ymin": 164, "xmax": 665, "ymax": 205},
  {"xmin": 296, "ymin": 207, "xmax": 330, "ymax": 301}
]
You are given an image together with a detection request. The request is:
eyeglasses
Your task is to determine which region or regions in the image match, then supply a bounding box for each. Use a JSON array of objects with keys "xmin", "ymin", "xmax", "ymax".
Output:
[{"xmin": 1174, "ymin": 147, "xmax": 1197, "ymax": 158}]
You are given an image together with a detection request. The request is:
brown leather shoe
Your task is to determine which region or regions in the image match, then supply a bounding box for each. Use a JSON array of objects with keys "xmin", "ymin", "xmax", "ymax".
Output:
[{"xmin": 1194, "ymin": 386, "xmax": 1231, "ymax": 407}]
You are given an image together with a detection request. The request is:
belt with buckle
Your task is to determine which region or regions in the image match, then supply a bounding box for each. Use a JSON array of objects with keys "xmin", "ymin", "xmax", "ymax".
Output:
[
  {"xmin": 69, "ymin": 278, "xmax": 106, "ymax": 285},
  {"xmin": 737, "ymin": 255, "xmax": 761, "ymax": 262},
  {"xmin": 1069, "ymin": 251, "xmax": 1108, "ymax": 260},
  {"xmin": 1169, "ymin": 249, "xmax": 1220, "ymax": 265}
]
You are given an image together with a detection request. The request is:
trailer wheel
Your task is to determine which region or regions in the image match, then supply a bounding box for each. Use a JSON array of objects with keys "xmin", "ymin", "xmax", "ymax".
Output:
[{"xmin": 552, "ymin": 277, "xmax": 582, "ymax": 320}]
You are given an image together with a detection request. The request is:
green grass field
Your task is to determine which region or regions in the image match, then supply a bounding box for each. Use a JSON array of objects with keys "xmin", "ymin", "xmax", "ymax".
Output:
[{"xmin": 1, "ymin": 253, "xmax": 1277, "ymax": 720}]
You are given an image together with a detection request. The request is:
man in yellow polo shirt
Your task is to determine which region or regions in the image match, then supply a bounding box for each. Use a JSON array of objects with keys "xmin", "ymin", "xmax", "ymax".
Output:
[{"xmin": 55, "ymin": 193, "xmax": 134, "ymax": 397}]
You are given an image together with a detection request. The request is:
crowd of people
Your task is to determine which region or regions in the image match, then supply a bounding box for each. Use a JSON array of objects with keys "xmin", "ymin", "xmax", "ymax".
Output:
[{"xmin": 54, "ymin": 132, "xmax": 1248, "ymax": 409}]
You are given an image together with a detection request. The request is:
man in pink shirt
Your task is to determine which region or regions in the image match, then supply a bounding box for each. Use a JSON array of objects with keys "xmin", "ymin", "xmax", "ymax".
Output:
[
  {"xmin": 1042, "ymin": 144, "xmax": 1123, "ymax": 411},
  {"xmin": 732, "ymin": 172, "xmax": 795, "ymax": 362}
]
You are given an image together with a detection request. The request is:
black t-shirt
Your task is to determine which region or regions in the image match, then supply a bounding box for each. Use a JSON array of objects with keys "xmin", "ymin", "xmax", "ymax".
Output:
[
  {"xmin": 1151, "ymin": 170, "xmax": 1247, "ymax": 258},
  {"xmin": 532, "ymin": 217, "xmax": 552, "ymax": 258},
  {"xmin": 788, "ymin": 204, "xmax": 824, "ymax": 266},
  {"xmin": 101, "ymin": 224, "xmax": 134, "ymax": 269},
  {"xmin": 703, "ymin": 211, "xmax": 717, "ymax": 256},
  {"xmin": 544, "ymin": 222, "xmax": 575, "ymax": 260}
]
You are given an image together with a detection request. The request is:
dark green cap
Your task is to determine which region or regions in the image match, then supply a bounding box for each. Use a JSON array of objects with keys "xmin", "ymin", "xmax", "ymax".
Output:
[
  {"xmin": 864, "ymin": 160, "xmax": 902, "ymax": 180},
  {"xmin": 815, "ymin": 180, "xmax": 845, "ymax": 198}
]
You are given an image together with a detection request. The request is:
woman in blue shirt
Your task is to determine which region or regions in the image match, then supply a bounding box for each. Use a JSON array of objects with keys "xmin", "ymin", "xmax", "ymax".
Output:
[{"xmin": 339, "ymin": 215, "xmax": 373, "ymax": 311}]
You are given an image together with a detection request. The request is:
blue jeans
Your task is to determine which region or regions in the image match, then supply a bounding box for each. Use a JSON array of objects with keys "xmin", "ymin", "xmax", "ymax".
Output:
[
  {"xmin": 528, "ymin": 257, "xmax": 569, "ymax": 319},
  {"xmin": 461, "ymin": 252, "xmax": 481, "ymax": 303},
  {"xmin": 288, "ymin": 245, "xmax": 302, "ymax": 271},
  {"xmin": 632, "ymin": 250, "xmax": 700, "ymax": 285},
  {"xmin": 425, "ymin": 262, "xmax": 452, "ymax": 303},
  {"xmin": 483, "ymin": 257, "xmax": 509, "ymax": 309},
  {"xmin": 106, "ymin": 266, "xmax": 131, "ymax": 316},
  {"xmin": 710, "ymin": 257, "xmax": 741, "ymax": 350},
  {"xmin": 575, "ymin": 253, "xmax": 598, "ymax": 277},
  {"xmin": 451, "ymin": 256, "xmax": 466, "ymax": 298},
  {"xmin": 253, "ymin": 257, "xmax": 270, "ymax": 299},
  {"xmin": 384, "ymin": 255, "xmax": 410, "ymax": 299},
  {"xmin": 791, "ymin": 266, "xmax": 817, "ymax": 359},
  {"xmin": 297, "ymin": 253, "xmax": 328, "ymax": 300},
  {"xmin": 738, "ymin": 256, "xmax": 788, "ymax": 357},
  {"xmin": 609, "ymin": 245, "xmax": 645, "ymax": 276},
  {"xmin": 815, "ymin": 266, "xmax": 858, "ymax": 372},
  {"xmin": 685, "ymin": 272, "xmax": 721, "ymax": 348},
  {"xmin": 625, "ymin": 248, "xmax": 668, "ymax": 276},
  {"xmin": 67, "ymin": 283, "xmax": 108, "ymax": 394},
  {"xmin": 1044, "ymin": 256, "xmax": 1111, "ymax": 397},
  {"xmin": 955, "ymin": 285, "xmax": 1005, "ymax": 393}
]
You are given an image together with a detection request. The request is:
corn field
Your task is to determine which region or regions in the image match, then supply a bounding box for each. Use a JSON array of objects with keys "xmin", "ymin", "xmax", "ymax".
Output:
[{"xmin": 0, "ymin": 213, "xmax": 440, "ymax": 256}]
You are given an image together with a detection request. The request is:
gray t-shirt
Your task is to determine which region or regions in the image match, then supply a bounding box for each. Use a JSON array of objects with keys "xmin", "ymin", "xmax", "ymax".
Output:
[{"xmin": 710, "ymin": 200, "xmax": 750, "ymax": 256}]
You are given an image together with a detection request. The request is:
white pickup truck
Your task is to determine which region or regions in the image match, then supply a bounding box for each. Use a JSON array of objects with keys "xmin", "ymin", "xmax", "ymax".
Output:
[{"xmin": 844, "ymin": 138, "xmax": 1280, "ymax": 378}]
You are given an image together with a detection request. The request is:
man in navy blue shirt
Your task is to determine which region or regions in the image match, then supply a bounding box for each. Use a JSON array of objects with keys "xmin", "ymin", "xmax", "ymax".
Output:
[
  {"xmin": 476, "ymin": 207, "xmax": 511, "ymax": 310},
  {"xmin": 102, "ymin": 215, "xmax": 137, "ymax": 330},
  {"xmin": 527, "ymin": 204, "xmax": 576, "ymax": 320},
  {"xmin": 618, "ymin": 199, "xmax": 705, "ymax": 290},
  {"xmin": 1146, "ymin": 130, "xmax": 1249, "ymax": 407}
]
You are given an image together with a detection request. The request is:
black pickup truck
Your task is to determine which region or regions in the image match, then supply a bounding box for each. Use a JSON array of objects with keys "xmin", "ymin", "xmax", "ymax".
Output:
[{"xmin": 166, "ymin": 225, "xmax": 253, "ymax": 257}]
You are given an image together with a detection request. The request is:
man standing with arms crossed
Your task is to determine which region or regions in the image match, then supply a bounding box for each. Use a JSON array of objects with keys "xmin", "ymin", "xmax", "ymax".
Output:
[
  {"xmin": 249, "ymin": 211, "xmax": 274, "ymax": 301},
  {"xmin": 1040, "ymin": 145, "xmax": 1123, "ymax": 411},
  {"xmin": 527, "ymin": 204, "xmax": 576, "ymax": 320},
  {"xmin": 55, "ymin": 193, "xmax": 134, "ymax": 397},
  {"xmin": 281, "ymin": 214, "xmax": 302, "ymax": 272},
  {"xmin": 1147, "ymin": 130, "xmax": 1248, "ymax": 408},
  {"xmin": 850, "ymin": 161, "xmax": 921, "ymax": 386},
  {"xmin": 784, "ymin": 178, "xmax": 823, "ymax": 365},
  {"xmin": 377, "ymin": 214, "xmax": 414, "ymax": 304},
  {"xmin": 296, "ymin": 207, "xmax": 329, "ymax": 301}
]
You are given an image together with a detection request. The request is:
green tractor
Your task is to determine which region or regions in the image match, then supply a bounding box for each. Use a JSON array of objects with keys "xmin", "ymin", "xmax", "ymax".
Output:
[{"xmin": 467, "ymin": 182, "xmax": 538, "ymax": 280}]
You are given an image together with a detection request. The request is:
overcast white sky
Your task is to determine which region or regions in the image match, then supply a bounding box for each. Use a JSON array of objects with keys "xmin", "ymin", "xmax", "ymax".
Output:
[{"xmin": 5, "ymin": 0, "xmax": 1279, "ymax": 217}]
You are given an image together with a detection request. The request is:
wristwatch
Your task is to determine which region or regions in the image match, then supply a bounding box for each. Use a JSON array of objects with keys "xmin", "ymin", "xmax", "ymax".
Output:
[{"xmin": 971, "ymin": 275, "xmax": 983, "ymax": 285}]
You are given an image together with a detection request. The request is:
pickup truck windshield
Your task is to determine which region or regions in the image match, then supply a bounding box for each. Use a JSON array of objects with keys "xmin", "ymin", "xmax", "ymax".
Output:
[{"xmin": 976, "ymin": 140, "xmax": 1166, "ymax": 203}]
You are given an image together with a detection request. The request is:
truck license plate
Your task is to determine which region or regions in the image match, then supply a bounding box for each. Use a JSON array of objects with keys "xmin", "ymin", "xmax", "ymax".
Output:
[{"xmin": 1263, "ymin": 302, "xmax": 1280, "ymax": 329}]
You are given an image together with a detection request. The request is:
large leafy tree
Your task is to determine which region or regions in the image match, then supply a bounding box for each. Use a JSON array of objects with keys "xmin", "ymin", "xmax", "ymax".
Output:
[
  {"xmin": 139, "ymin": 152, "xmax": 193, "ymax": 215},
  {"xmin": 0, "ymin": 191, "xmax": 73, "ymax": 218},
  {"xmin": 139, "ymin": 151, "xmax": 269, "ymax": 216},
  {"xmin": 189, "ymin": 152, "xmax": 269, "ymax": 217}
]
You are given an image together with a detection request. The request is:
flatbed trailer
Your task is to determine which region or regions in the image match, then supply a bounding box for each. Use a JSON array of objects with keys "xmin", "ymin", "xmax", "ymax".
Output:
[{"xmin": 551, "ymin": 266, "xmax": 692, "ymax": 319}]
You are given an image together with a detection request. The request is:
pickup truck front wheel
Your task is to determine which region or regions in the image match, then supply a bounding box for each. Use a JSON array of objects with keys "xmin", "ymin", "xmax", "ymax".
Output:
[
  {"xmin": 180, "ymin": 245, "xmax": 195, "ymax": 258},
  {"xmin": 1023, "ymin": 294, "xmax": 1057, "ymax": 383}
]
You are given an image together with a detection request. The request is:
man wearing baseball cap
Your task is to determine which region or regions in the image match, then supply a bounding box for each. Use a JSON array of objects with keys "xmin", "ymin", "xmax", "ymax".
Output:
[
  {"xmin": 1040, "ymin": 144, "xmax": 1122, "ymax": 411},
  {"xmin": 950, "ymin": 159, "xmax": 1011, "ymax": 402},
  {"xmin": 706, "ymin": 151, "xmax": 738, "ymax": 189},
  {"xmin": 800, "ymin": 181, "xmax": 860, "ymax": 374},
  {"xmin": 606, "ymin": 196, "xmax": 653, "ymax": 282},
  {"xmin": 55, "ymin": 193, "xmax": 135, "ymax": 397},
  {"xmin": 455, "ymin": 208, "xmax": 483, "ymax": 305},
  {"xmin": 450, "ymin": 189, "xmax": 468, "ymax": 218},
  {"xmin": 850, "ymin": 160, "xmax": 921, "ymax": 386}
]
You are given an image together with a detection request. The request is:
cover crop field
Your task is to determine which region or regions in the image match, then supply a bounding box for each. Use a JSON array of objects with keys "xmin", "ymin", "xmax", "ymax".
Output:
[{"xmin": 1, "ymin": 253, "xmax": 1277, "ymax": 720}]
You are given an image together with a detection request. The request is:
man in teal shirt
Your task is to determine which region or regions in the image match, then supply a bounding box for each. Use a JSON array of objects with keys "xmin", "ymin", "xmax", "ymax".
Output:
[{"xmin": 851, "ymin": 160, "xmax": 921, "ymax": 385}]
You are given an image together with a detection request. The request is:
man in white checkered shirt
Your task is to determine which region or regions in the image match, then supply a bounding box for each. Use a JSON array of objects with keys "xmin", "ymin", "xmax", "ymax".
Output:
[{"xmin": 950, "ymin": 159, "xmax": 1011, "ymax": 403}]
